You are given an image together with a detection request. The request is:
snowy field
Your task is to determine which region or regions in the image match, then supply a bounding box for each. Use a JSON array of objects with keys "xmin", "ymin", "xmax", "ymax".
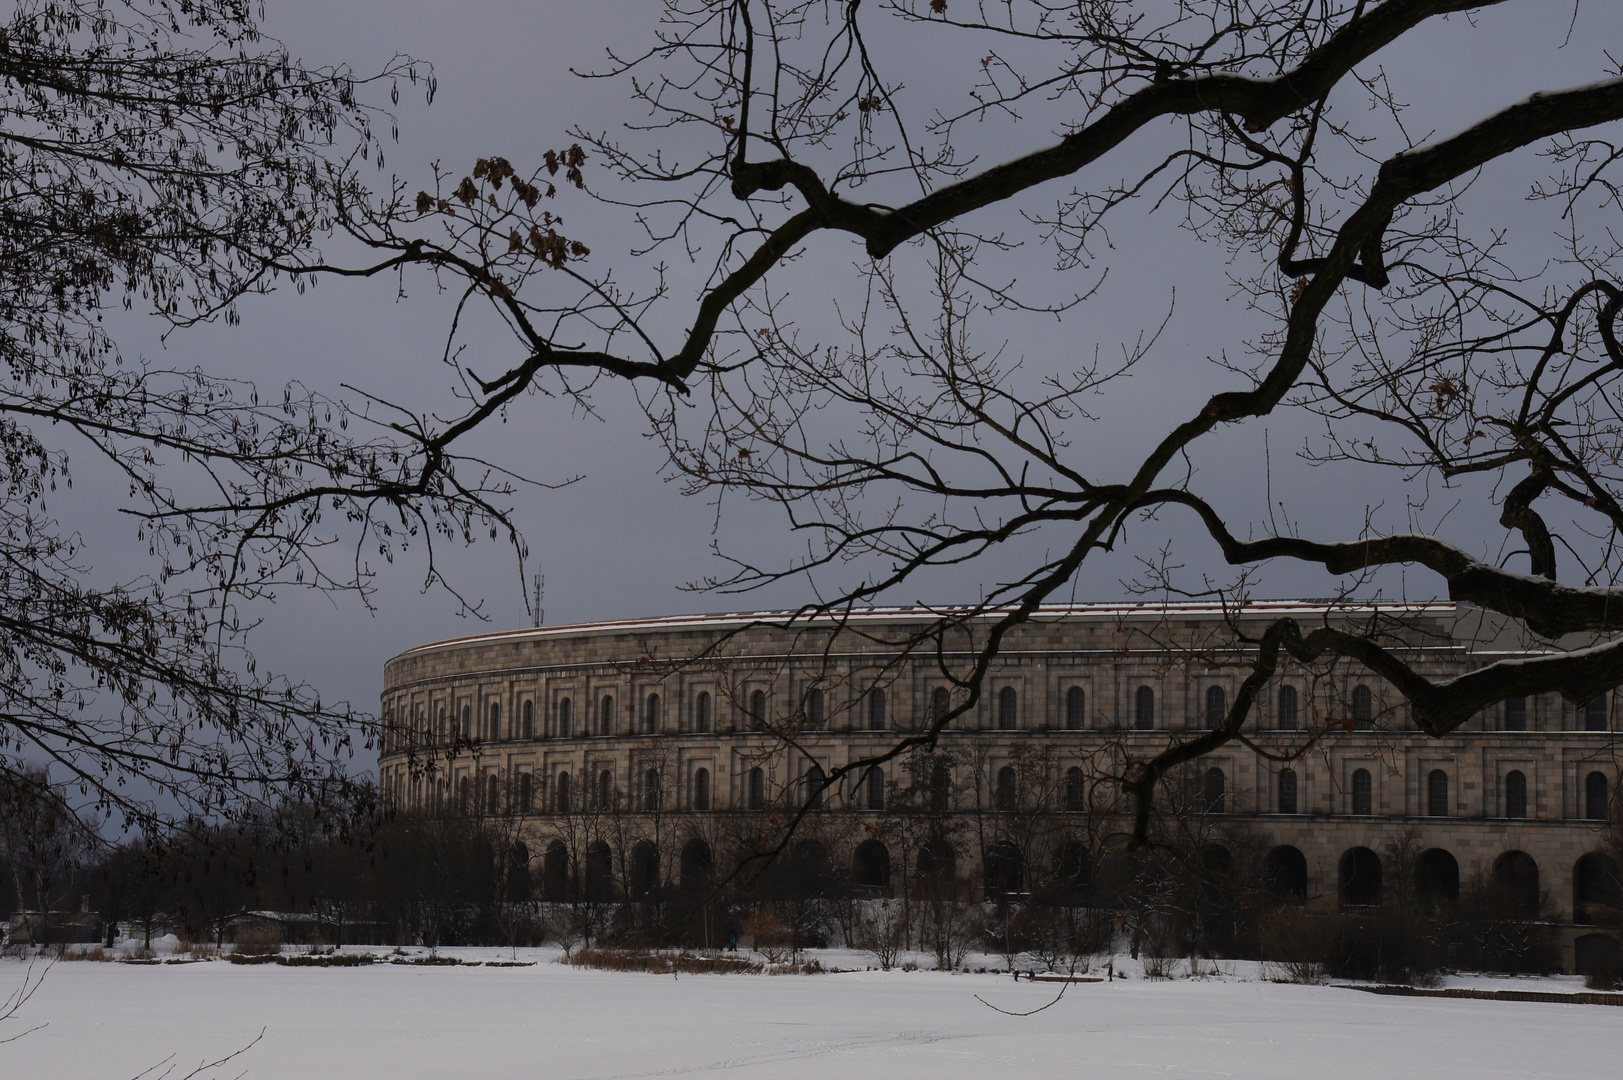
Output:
[{"xmin": 2, "ymin": 949, "xmax": 1616, "ymax": 1079}]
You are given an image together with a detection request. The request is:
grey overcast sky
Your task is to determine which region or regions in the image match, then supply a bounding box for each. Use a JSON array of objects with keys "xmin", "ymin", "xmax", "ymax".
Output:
[{"xmin": 72, "ymin": 2, "xmax": 1623, "ymax": 771}]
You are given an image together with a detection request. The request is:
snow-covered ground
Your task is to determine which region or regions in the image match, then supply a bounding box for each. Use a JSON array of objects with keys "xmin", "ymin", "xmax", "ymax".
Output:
[{"xmin": 1, "ymin": 948, "xmax": 1614, "ymax": 1079}]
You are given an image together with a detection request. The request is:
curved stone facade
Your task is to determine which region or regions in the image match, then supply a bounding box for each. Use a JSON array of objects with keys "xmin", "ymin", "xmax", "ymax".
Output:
[{"xmin": 379, "ymin": 603, "xmax": 1622, "ymax": 969}]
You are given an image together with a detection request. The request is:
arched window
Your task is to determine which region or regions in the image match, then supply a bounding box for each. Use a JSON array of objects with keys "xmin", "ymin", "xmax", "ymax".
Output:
[
  {"xmin": 461, "ymin": 704, "xmax": 472, "ymax": 739},
  {"xmin": 998, "ymin": 686, "xmax": 1017, "ymax": 731},
  {"xmin": 865, "ymin": 766, "xmax": 885, "ymax": 811},
  {"xmin": 750, "ymin": 689, "xmax": 767, "ymax": 731},
  {"xmin": 930, "ymin": 687, "xmax": 951, "ymax": 727},
  {"xmin": 1505, "ymin": 770, "xmax": 1528, "ymax": 818},
  {"xmin": 557, "ymin": 697, "xmax": 572, "ymax": 739},
  {"xmin": 983, "ymin": 841, "xmax": 1025, "ymax": 899},
  {"xmin": 1065, "ymin": 686, "xmax": 1085, "ymax": 730},
  {"xmin": 644, "ymin": 692, "xmax": 660, "ymax": 734},
  {"xmin": 1278, "ymin": 768, "xmax": 1298, "ymax": 815},
  {"xmin": 555, "ymin": 771, "xmax": 571, "ymax": 813},
  {"xmin": 597, "ymin": 768, "xmax": 612, "ymax": 811},
  {"xmin": 585, "ymin": 840, "xmax": 614, "ymax": 901},
  {"xmin": 1351, "ymin": 767, "xmax": 1373, "ymax": 815},
  {"xmin": 1135, "ymin": 685, "xmax": 1155, "ymax": 730},
  {"xmin": 489, "ymin": 701, "xmax": 501, "ymax": 741},
  {"xmin": 1585, "ymin": 695, "xmax": 1609, "ymax": 731},
  {"xmin": 804, "ymin": 688, "xmax": 825, "ymax": 728},
  {"xmin": 1205, "ymin": 685, "xmax": 1227, "ymax": 730},
  {"xmin": 692, "ymin": 767, "xmax": 711, "ymax": 811},
  {"xmin": 804, "ymin": 764, "xmax": 825, "ymax": 810},
  {"xmin": 1339, "ymin": 846, "xmax": 1382, "ymax": 907},
  {"xmin": 630, "ymin": 840, "xmax": 659, "ymax": 899},
  {"xmin": 1586, "ymin": 771, "xmax": 1610, "ymax": 821},
  {"xmin": 995, "ymin": 765, "xmax": 1017, "ymax": 811},
  {"xmin": 599, "ymin": 694, "xmax": 614, "ymax": 737},
  {"xmin": 643, "ymin": 768, "xmax": 661, "ymax": 811},
  {"xmin": 868, "ymin": 688, "xmax": 887, "ymax": 731},
  {"xmin": 747, "ymin": 766, "xmax": 765, "ymax": 810},
  {"xmin": 680, "ymin": 839, "xmax": 713, "ymax": 892},
  {"xmin": 929, "ymin": 762, "xmax": 951, "ymax": 813},
  {"xmin": 853, "ymin": 839, "xmax": 891, "ymax": 894},
  {"xmin": 485, "ymin": 773, "xmax": 499, "ymax": 813},
  {"xmin": 457, "ymin": 775, "xmax": 471, "ymax": 814},
  {"xmin": 1263, "ymin": 846, "xmax": 1308, "ymax": 903},
  {"xmin": 1492, "ymin": 850, "xmax": 1541, "ymax": 918},
  {"xmin": 1204, "ymin": 767, "xmax": 1226, "ymax": 813},
  {"xmin": 1575, "ymin": 853, "xmax": 1622, "ymax": 924},
  {"xmin": 518, "ymin": 772, "xmax": 533, "ymax": 812},
  {"xmin": 1415, "ymin": 848, "xmax": 1460, "ymax": 904},
  {"xmin": 1427, "ymin": 769, "xmax": 1449, "ymax": 817},
  {"xmin": 543, "ymin": 841, "xmax": 569, "ymax": 900},
  {"xmin": 1064, "ymin": 766, "xmax": 1085, "ymax": 812},
  {"xmin": 694, "ymin": 691, "xmax": 711, "ymax": 733},
  {"xmin": 1352, "ymin": 684, "xmax": 1374, "ymax": 730},
  {"xmin": 522, "ymin": 700, "xmax": 534, "ymax": 740},
  {"xmin": 1277, "ymin": 685, "xmax": 1299, "ymax": 731},
  {"xmin": 1503, "ymin": 696, "xmax": 1527, "ymax": 731}
]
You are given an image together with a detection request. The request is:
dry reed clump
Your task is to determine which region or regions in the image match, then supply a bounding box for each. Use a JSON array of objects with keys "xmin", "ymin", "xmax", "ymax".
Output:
[
  {"xmin": 231, "ymin": 927, "xmax": 281, "ymax": 957},
  {"xmin": 56, "ymin": 946, "xmax": 112, "ymax": 961},
  {"xmin": 563, "ymin": 948, "xmax": 823, "ymax": 976}
]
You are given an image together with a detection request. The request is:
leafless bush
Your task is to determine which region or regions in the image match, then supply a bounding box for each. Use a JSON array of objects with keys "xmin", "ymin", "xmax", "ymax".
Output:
[
  {"xmin": 921, "ymin": 899, "xmax": 980, "ymax": 972},
  {"xmin": 742, "ymin": 908, "xmax": 793, "ymax": 964},
  {"xmin": 1261, "ymin": 916, "xmax": 1330, "ymax": 984},
  {"xmin": 852, "ymin": 901, "xmax": 907, "ymax": 971}
]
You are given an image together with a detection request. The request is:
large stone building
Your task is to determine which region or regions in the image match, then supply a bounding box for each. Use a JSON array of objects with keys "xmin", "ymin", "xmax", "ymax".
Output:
[{"xmin": 378, "ymin": 602, "xmax": 1622, "ymax": 970}]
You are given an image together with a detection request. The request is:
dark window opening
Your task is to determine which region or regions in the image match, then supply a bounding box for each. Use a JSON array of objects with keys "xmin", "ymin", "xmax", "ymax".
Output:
[
  {"xmin": 1415, "ymin": 848, "xmax": 1460, "ymax": 904},
  {"xmin": 995, "ymin": 765, "xmax": 1017, "ymax": 811},
  {"xmin": 1135, "ymin": 686, "xmax": 1154, "ymax": 730},
  {"xmin": 1278, "ymin": 768, "xmax": 1298, "ymax": 815},
  {"xmin": 1277, "ymin": 685, "xmax": 1299, "ymax": 731},
  {"xmin": 1063, "ymin": 766, "xmax": 1085, "ymax": 812},
  {"xmin": 1586, "ymin": 771, "xmax": 1610, "ymax": 822},
  {"xmin": 1065, "ymin": 686, "xmax": 1085, "ymax": 730},
  {"xmin": 1427, "ymin": 769, "xmax": 1449, "ymax": 817},
  {"xmin": 1352, "ymin": 684, "xmax": 1374, "ymax": 730},
  {"xmin": 1351, "ymin": 767, "xmax": 1373, "ymax": 816},
  {"xmin": 865, "ymin": 766, "xmax": 885, "ymax": 811},
  {"xmin": 1505, "ymin": 769, "xmax": 1528, "ymax": 819},
  {"xmin": 1504, "ymin": 696, "xmax": 1527, "ymax": 731},
  {"xmin": 1205, "ymin": 685, "xmax": 1227, "ymax": 730},
  {"xmin": 1339, "ymin": 846, "xmax": 1382, "ymax": 907},
  {"xmin": 1204, "ymin": 767, "xmax": 1226, "ymax": 813},
  {"xmin": 998, "ymin": 686, "xmax": 1017, "ymax": 731}
]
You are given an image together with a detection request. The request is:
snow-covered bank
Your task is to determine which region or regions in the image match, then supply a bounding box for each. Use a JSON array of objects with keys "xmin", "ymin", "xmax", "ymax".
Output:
[{"xmin": 1, "ymin": 950, "xmax": 1614, "ymax": 1079}]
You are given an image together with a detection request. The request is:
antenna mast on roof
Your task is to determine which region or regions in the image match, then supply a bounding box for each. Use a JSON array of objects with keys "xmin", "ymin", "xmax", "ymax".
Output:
[{"xmin": 532, "ymin": 573, "xmax": 545, "ymax": 628}]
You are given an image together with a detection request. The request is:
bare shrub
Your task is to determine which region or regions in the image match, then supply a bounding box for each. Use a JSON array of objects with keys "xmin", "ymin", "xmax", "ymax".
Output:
[
  {"xmin": 742, "ymin": 908, "xmax": 793, "ymax": 964},
  {"xmin": 1261, "ymin": 915, "xmax": 1329, "ymax": 984},
  {"xmin": 852, "ymin": 901, "xmax": 907, "ymax": 971},
  {"xmin": 1585, "ymin": 952, "xmax": 1620, "ymax": 990},
  {"xmin": 920, "ymin": 900, "xmax": 979, "ymax": 972}
]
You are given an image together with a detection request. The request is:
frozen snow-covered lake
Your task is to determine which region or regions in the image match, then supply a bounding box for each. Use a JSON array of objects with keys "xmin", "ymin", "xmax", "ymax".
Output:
[{"xmin": 2, "ymin": 950, "xmax": 1615, "ymax": 1079}]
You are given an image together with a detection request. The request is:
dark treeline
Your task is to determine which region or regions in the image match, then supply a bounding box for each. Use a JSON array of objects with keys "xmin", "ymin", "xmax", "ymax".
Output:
[{"xmin": 3, "ymin": 762, "xmax": 1619, "ymax": 988}]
